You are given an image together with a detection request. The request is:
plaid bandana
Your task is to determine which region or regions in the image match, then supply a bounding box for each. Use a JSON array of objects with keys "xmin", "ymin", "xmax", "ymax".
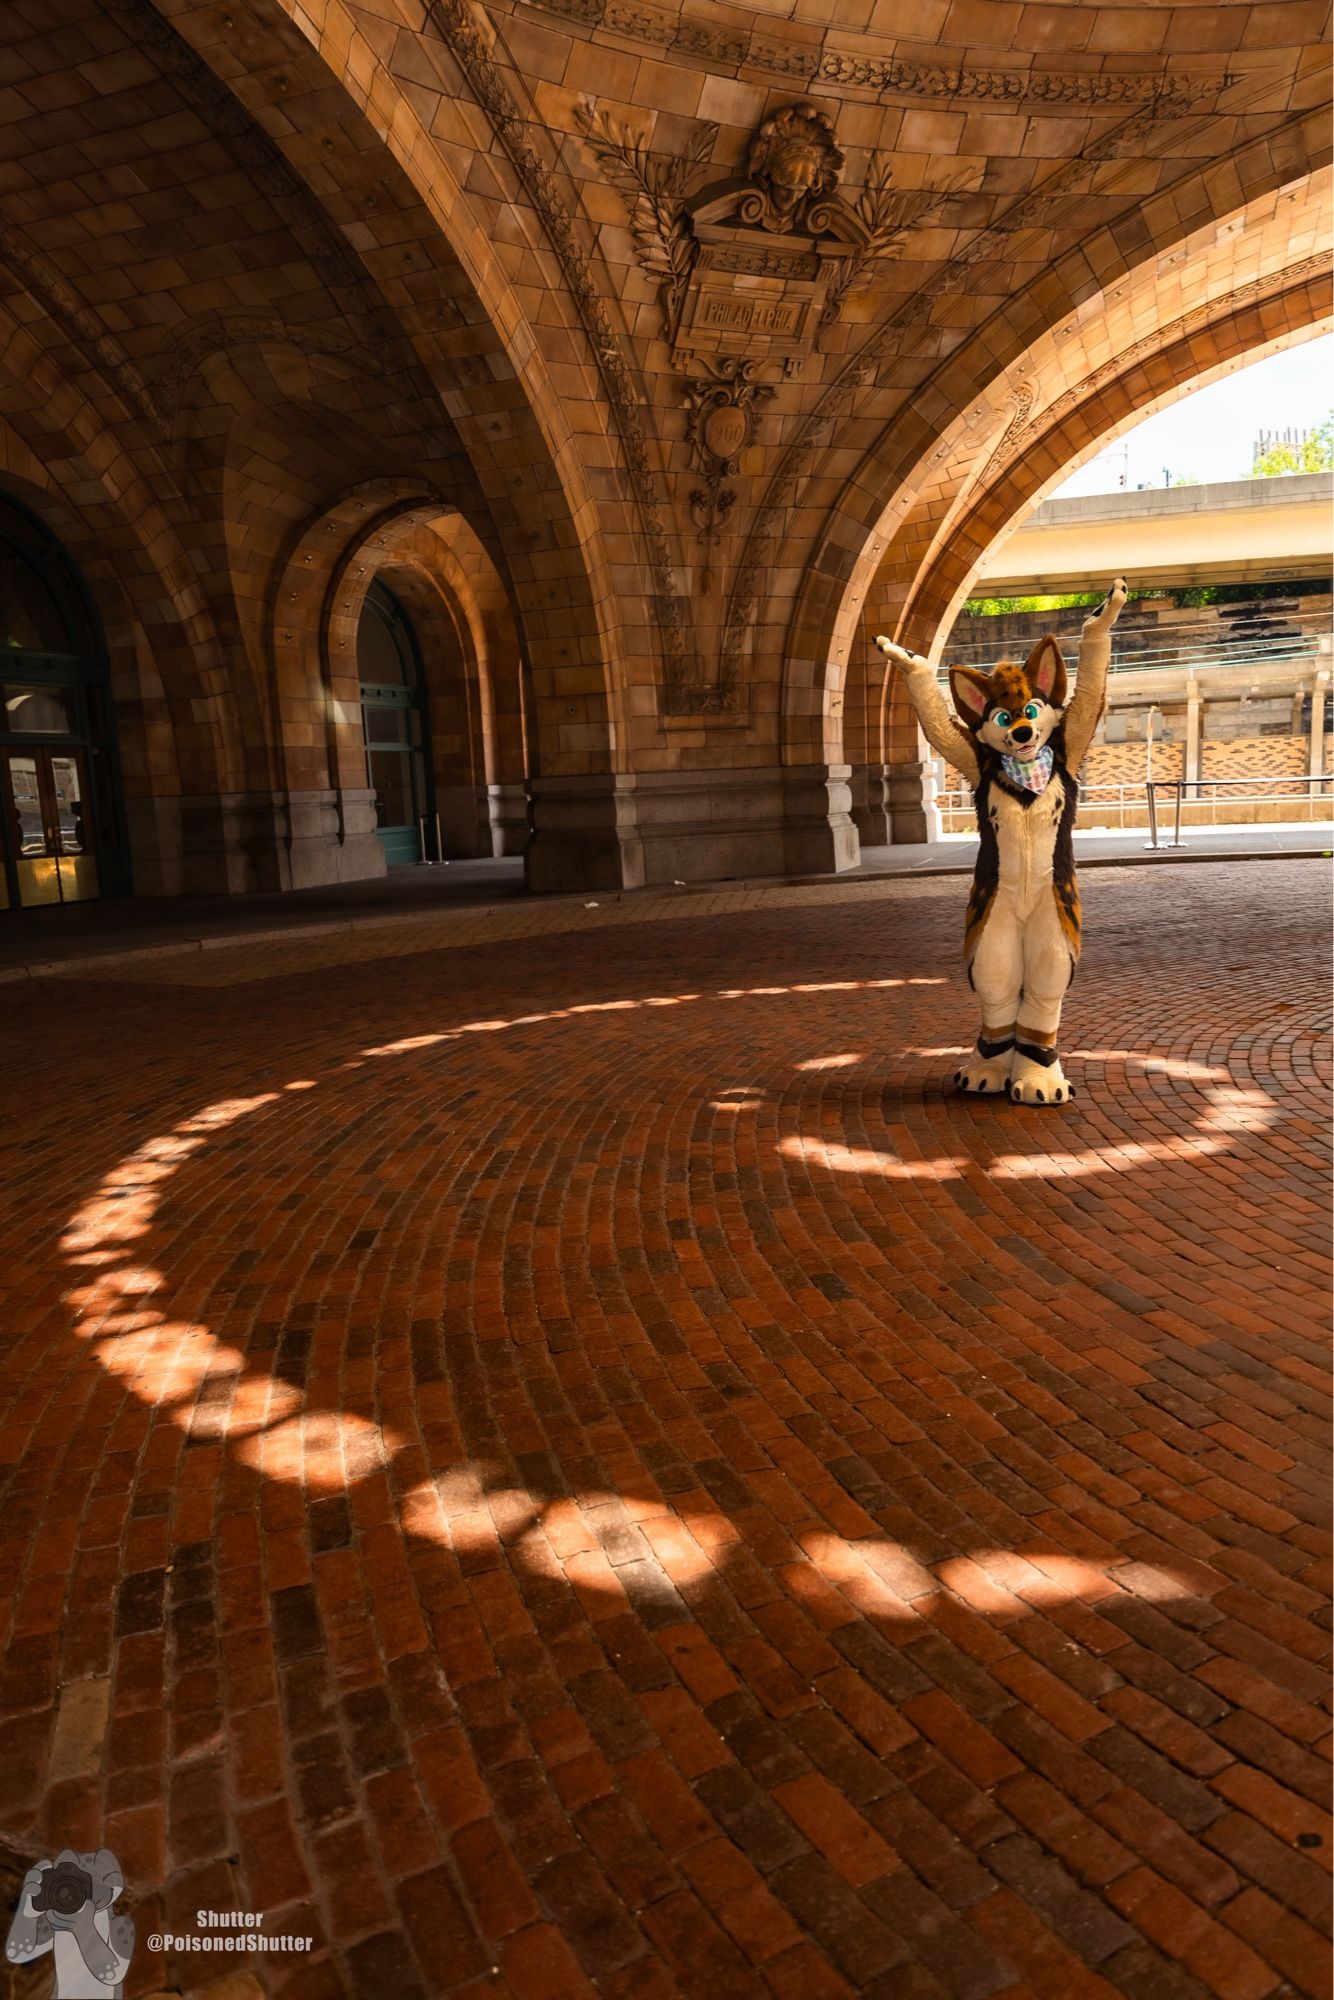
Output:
[{"xmin": 1000, "ymin": 744, "xmax": 1054, "ymax": 795}]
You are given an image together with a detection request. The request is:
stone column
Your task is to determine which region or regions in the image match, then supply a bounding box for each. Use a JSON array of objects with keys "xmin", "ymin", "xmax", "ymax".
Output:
[
  {"xmin": 525, "ymin": 775, "xmax": 646, "ymax": 893},
  {"xmin": 1310, "ymin": 671, "xmax": 1329, "ymax": 779},
  {"xmin": 850, "ymin": 763, "xmax": 892, "ymax": 847},
  {"xmin": 884, "ymin": 759, "xmax": 934, "ymax": 845},
  {"xmin": 486, "ymin": 782, "xmax": 531, "ymax": 857},
  {"xmin": 435, "ymin": 782, "xmax": 530, "ymax": 858},
  {"xmin": 124, "ymin": 787, "xmax": 387, "ymax": 897},
  {"xmin": 1185, "ymin": 675, "xmax": 1202, "ymax": 785},
  {"xmin": 524, "ymin": 766, "xmax": 859, "ymax": 891}
]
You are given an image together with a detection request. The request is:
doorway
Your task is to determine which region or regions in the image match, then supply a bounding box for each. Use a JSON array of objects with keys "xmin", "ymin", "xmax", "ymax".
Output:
[
  {"xmin": 356, "ymin": 579, "xmax": 434, "ymax": 866},
  {"xmin": 0, "ymin": 493, "xmax": 125, "ymax": 913},
  {"xmin": 2, "ymin": 744, "xmax": 98, "ymax": 907}
]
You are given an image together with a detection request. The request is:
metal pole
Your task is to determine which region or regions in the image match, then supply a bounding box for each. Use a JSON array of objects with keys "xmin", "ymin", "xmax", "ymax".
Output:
[
  {"xmin": 434, "ymin": 813, "xmax": 443, "ymax": 864},
  {"xmin": 1145, "ymin": 781, "xmax": 1159, "ymax": 850},
  {"xmin": 1173, "ymin": 778, "xmax": 1184, "ymax": 847},
  {"xmin": 417, "ymin": 816, "xmax": 434, "ymax": 865}
]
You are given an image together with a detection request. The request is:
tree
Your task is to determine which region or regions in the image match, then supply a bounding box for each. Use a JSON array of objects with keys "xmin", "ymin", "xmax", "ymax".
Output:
[
  {"xmin": 962, "ymin": 590, "xmax": 1106, "ymax": 617},
  {"xmin": 1250, "ymin": 412, "xmax": 1333, "ymax": 477}
]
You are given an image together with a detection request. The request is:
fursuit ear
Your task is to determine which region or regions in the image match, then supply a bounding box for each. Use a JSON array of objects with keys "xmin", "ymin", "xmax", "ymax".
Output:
[
  {"xmin": 948, "ymin": 665, "xmax": 993, "ymax": 729},
  {"xmin": 1026, "ymin": 635, "xmax": 1068, "ymax": 708}
]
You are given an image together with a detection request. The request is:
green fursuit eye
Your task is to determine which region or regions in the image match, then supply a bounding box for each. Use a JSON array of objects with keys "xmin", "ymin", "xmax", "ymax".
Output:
[
  {"xmin": 992, "ymin": 710, "xmax": 1011, "ymax": 728},
  {"xmin": 1024, "ymin": 702, "xmax": 1041, "ymax": 719}
]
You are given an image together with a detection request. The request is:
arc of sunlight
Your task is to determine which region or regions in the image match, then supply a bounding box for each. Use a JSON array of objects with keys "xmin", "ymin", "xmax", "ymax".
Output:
[
  {"xmin": 399, "ymin": 1467, "xmax": 1195, "ymax": 1615},
  {"xmin": 780, "ymin": 1074, "xmax": 1278, "ymax": 1182},
  {"xmin": 56, "ymin": 1003, "xmax": 1266, "ymax": 1510},
  {"xmin": 56, "ymin": 977, "xmax": 945, "ymax": 1491}
]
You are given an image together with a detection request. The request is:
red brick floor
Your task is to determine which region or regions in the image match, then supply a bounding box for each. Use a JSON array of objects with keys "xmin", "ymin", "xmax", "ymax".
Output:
[{"xmin": 0, "ymin": 860, "xmax": 1329, "ymax": 2000}]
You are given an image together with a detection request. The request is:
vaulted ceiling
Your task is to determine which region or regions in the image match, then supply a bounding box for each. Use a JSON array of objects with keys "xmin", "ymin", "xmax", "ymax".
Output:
[{"xmin": 0, "ymin": 0, "xmax": 1328, "ymax": 786}]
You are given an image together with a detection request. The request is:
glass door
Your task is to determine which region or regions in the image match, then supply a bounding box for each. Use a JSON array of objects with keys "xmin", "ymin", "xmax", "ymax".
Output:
[
  {"xmin": 0, "ymin": 488, "xmax": 127, "ymax": 913},
  {"xmin": 2, "ymin": 747, "xmax": 98, "ymax": 907}
]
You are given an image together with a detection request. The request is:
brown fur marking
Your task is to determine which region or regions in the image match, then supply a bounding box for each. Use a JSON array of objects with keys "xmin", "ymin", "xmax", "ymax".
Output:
[
  {"xmin": 1052, "ymin": 870, "xmax": 1081, "ymax": 958},
  {"xmin": 986, "ymin": 662, "xmax": 1031, "ymax": 716}
]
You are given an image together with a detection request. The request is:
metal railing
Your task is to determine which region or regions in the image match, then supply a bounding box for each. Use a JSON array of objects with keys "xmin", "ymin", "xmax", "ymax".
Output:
[
  {"xmin": 935, "ymin": 772, "xmax": 1334, "ymax": 841},
  {"xmin": 940, "ymin": 631, "xmax": 1329, "ymax": 681},
  {"xmin": 1144, "ymin": 772, "xmax": 1334, "ymax": 848}
]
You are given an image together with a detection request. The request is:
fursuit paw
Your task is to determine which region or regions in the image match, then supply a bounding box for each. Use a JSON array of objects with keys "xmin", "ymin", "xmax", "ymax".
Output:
[
  {"xmin": 954, "ymin": 1046, "xmax": 1014, "ymax": 1095},
  {"xmin": 1085, "ymin": 576, "xmax": 1128, "ymax": 632},
  {"xmin": 1008, "ymin": 1048, "xmax": 1074, "ymax": 1105},
  {"xmin": 873, "ymin": 635, "xmax": 928, "ymax": 673}
]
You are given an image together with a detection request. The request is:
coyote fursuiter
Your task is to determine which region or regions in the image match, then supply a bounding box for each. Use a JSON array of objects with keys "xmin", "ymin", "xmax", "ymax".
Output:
[{"xmin": 876, "ymin": 578, "xmax": 1128, "ymax": 1105}]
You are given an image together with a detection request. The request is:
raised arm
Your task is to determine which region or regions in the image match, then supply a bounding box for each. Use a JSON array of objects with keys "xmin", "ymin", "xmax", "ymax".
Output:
[
  {"xmin": 1063, "ymin": 577, "xmax": 1128, "ymax": 769},
  {"xmin": 874, "ymin": 637, "xmax": 980, "ymax": 788}
]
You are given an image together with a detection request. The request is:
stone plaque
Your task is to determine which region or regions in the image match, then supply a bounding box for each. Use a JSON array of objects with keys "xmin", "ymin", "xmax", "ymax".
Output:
[{"xmin": 673, "ymin": 244, "xmax": 828, "ymax": 368}]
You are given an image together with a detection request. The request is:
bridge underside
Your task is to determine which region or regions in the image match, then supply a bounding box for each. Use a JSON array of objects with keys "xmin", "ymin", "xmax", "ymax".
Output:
[{"xmin": 975, "ymin": 475, "xmax": 1331, "ymax": 596}]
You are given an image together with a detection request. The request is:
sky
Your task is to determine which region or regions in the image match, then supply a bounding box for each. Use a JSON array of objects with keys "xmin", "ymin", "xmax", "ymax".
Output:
[{"xmin": 1050, "ymin": 331, "xmax": 1333, "ymax": 498}]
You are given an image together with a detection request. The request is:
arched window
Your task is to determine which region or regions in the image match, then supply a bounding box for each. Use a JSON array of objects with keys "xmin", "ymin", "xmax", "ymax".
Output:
[
  {"xmin": 0, "ymin": 493, "xmax": 123, "ymax": 911},
  {"xmin": 357, "ymin": 579, "xmax": 434, "ymax": 865}
]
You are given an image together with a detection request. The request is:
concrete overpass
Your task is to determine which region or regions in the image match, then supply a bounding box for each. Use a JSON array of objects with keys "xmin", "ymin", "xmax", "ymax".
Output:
[{"xmin": 974, "ymin": 472, "xmax": 1332, "ymax": 593}]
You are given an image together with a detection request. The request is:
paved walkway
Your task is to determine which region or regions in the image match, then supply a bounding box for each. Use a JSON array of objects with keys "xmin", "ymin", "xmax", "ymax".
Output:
[
  {"xmin": 0, "ymin": 821, "xmax": 1327, "ymax": 977},
  {"xmin": 0, "ymin": 862, "xmax": 1329, "ymax": 2000}
]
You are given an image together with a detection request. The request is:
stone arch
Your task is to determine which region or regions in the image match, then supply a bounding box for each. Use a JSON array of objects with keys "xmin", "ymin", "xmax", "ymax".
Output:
[
  {"xmin": 168, "ymin": 0, "xmax": 648, "ymax": 746},
  {"xmin": 0, "ymin": 311, "xmax": 259, "ymax": 894},
  {"xmin": 264, "ymin": 477, "xmax": 533, "ymax": 880},
  {"xmin": 364, "ymin": 562, "xmax": 505, "ymax": 860},
  {"xmin": 155, "ymin": 0, "xmax": 683, "ymax": 886},
  {"xmin": 178, "ymin": 342, "xmax": 482, "ymax": 682},
  {"xmin": 374, "ymin": 516, "xmax": 531, "ymax": 859},
  {"xmin": 774, "ymin": 138, "xmax": 1332, "ymax": 777},
  {"xmin": 853, "ymin": 277, "xmax": 1331, "ymax": 842}
]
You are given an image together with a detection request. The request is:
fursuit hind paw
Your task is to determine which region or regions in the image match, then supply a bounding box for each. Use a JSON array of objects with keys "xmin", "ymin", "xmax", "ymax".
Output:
[
  {"xmin": 954, "ymin": 1037, "xmax": 1014, "ymax": 1094},
  {"xmin": 1008, "ymin": 1045, "xmax": 1074, "ymax": 1105}
]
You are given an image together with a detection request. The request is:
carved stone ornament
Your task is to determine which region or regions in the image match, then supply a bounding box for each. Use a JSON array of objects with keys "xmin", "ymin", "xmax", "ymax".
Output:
[
  {"xmin": 742, "ymin": 103, "xmax": 845, "ymax": 234},
  {"xmin": 531, "ymin": 0, "xmax": 1232, "ymax": 108},
  {"xmin": 683, "ymin": 359, "xmax": 775, "ymax": 588},
  {"xmin": 578, "ymin": 99, "xmax": 964, "ymax": 378}
]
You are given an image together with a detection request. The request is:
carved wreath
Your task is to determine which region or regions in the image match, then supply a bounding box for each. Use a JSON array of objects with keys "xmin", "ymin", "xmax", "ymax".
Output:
[
  {"xmin": 574, "ymin": 103, "xmax": 717, "ymax": 324},
  {"xmin": 575, "ymin": 100, "xmax": 971, "ymax": 332}
]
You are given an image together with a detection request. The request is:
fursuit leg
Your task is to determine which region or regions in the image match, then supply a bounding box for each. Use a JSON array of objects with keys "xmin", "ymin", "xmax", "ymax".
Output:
[
  {"xmin": 1009, "ymin": 894, "xmax": 1077, "ymax": 1105},
  {"xmin": 957, "ymin": 898, "xmax": 1022, "ymax": 1093}
]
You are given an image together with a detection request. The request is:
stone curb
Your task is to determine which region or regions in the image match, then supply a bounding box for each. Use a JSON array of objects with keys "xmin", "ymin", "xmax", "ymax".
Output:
[{"xmin": 0, "ymin": 844, "xmax": 1326, "ymax": 983}]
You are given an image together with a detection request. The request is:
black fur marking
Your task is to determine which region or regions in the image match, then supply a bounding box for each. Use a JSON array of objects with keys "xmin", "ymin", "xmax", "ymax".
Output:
[
  {"xmin": 977, "ymin": 1034, "xmax": 1015, "ymax": 1060},
  {"xmin": 964, "ymin": 775, "xmax": 1001, "ymax": 971},
  {"xmin": 1049, "ymin": 719, "xmax": 1081, "ymax": 950},
  {"xmin": 1015, "ymin": 1040, "xmax": 1059, "ymax": 1068}
]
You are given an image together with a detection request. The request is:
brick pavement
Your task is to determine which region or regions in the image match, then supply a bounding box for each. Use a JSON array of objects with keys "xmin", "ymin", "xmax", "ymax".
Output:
[{"xmin": 0, "ymin": 860, "xmax": 1328, "ymax": 2000}]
